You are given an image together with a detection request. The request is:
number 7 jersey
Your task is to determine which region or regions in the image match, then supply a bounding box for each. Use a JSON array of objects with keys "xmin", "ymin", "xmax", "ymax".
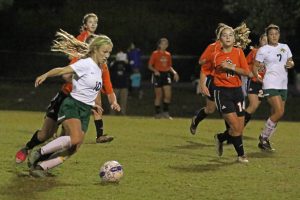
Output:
[{"xmin": 255, "ymin": 43, "xmax": 292, "ymax": 90}]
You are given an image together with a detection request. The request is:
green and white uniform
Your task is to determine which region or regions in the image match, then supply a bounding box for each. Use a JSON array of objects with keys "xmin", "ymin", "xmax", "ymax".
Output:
[
  {"xmin": 256, "ymin": 43, "xmax": 292, "ymax": 90},
  {"xmin": 58, "ymin": 58, "xmax": 103, "ymax": 132}
]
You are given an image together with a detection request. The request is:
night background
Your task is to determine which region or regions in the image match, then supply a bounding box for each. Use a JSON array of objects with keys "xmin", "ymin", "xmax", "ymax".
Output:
[{"xmin": 0, "ymin": 0, "xmax": 300, "ymax": 119}]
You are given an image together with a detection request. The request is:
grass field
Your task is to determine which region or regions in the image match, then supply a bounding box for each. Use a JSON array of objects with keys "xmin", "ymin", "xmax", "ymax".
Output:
[{"xmin": 0, "ymin": 110, "xmax": 299, "ymax": 200}]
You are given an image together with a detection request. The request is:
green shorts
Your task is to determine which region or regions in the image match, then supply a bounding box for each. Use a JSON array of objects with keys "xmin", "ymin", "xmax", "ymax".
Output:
[
  {"xmin": 263, "ymin": 89, "xmax": 288, "ymax": 101},
  {"xmin": 58, "ymin": 96, "xmax": 92, "ymax": 133}
]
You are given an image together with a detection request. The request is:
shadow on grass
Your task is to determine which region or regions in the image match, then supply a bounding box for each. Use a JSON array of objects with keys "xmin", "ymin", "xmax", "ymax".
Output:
[
  {"xmin": 0, "ymin": 166, "xmax": 82, "ymax": 200},
  {"xmin": 174, "ymin": 140, "xmax": 214, "ymax": 150},
  {"xmin": 247, "ymin": 151, "xmax": 276, "ymax": 158},
  {"xmin": 169, "ymin": 159, "xmax": 237, "ymax": 173}
]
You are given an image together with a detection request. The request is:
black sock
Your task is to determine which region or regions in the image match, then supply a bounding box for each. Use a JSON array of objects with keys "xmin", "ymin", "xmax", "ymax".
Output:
[
  {"xmin": 94, "ymin": 119, "xmax": 103, "ymax": 138},
  {"xmin": 244, "ymin": 112, "xmax": 252, "ymax": 126},
  {"xmin": 26, "ymin": 130, "xmax": 43, "ymax": 150},
  {"xmin": 217, "ymin": 131, "xmax": 229, "ymax": 143},
  {"xmin": 155, "ymin": 106, "xmax": 161, "ymax": 114},
  {"xmin": 230, "ymin": 135, "xmax": 244, "ymax": 156},
  {"xmin": 194, "ymin": 108, "xmax": 208, "ymax": 126},
  {"xmin": 163, "ymin": 102, "xmax": 169, "ymax": 112}
]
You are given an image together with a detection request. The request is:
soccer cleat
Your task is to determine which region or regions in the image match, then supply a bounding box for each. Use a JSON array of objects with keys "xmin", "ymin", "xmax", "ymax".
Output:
[
  {"xmin": 258, "ymin": 135, "xmax": 275, "ymax": 151},
  {"xmin": 214, "ymin": 134, "xmax": 223, "ymax": 157},
  {"xmin": 237, "ymin": 155, "xmax": 249, "ymax": 163},
  {"xmin": 15, "ymin": 147, "xmax": 29, "ymax": 164},
  {"xmin": 29, "ymin": 165, "xmax": 47, "ymax": 178},
  {"xmin": 96, "ymin": 135, "xmax": 114, "ymax": 143},
  {"xmin": 161, "ymin": 112, "xmax": 173, "ymax": 120},
  {"xmin": 189, "ymin": 116, "xmax": 197, "ymax": 135},
  {"xmin": 28, "ymin": 148, "xmax": 42, "ymax": 168}
]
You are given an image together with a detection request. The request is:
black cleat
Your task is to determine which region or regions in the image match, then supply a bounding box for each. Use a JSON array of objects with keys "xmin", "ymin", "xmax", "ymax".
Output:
[
  {"xmin": 189, "ymin": 116, "xmax": 197, "ymax": 135},
  {"xmin": 258, "ymin": 135, "xmax": 275, "ymax": 151}
]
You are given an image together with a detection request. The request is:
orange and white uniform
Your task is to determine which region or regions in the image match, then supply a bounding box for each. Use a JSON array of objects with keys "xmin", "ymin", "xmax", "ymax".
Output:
[
  {"xmin": 212, "ymin": 47, "xmax": 250, "ymax": 87},
  {"xmin": 200, "ymin": 40, "xmax": 222, "ymax": 76},
  {"xmin": 148, "ymin": 50, "xmax": 172, "ymax": 72}
]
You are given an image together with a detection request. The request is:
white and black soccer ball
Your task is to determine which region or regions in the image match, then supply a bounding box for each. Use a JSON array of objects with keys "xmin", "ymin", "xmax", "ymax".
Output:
[{"xmin": 99, "ymin": 160, "xmax": 124, "ymax": 182}]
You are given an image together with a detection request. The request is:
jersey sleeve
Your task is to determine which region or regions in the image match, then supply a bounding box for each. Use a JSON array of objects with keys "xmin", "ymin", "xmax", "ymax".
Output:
[
  {"xmin": 286, "ymin": 44, "xmax": 293, "ymax": 59},
  {"xmin": 70, "ymin": 59, "xmax": 86, "ymax": 77},
  {"xmin": 148, "ymin": 52, "xmax": 155, "ymax": 65},
  {"xmin": 101, "ymin": 66, "xmax": 114, "ymax": 95},
  {"xmin": 255, "ymin": 48, "xmax": 265, "ymax": 63},
  {"xmin": 239, "ymin": 49, "xmax": 250, "ymax": 72},
  {"xmin": 199, "ymin": 44, "xmax": 213, "ymax": 63}
]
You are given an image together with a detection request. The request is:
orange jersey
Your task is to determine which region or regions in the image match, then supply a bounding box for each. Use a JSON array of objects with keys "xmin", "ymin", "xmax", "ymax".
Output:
[
  {"xmin": 212, "ymin": 47, "xmax": 250, "ymax": 87},
  {"xmin": 101, "ymin": 64, "xmax": 113, "ymax": 95},
  {"xmin": 76, "ymin": 31, "xmax": 90, "ymax": 42},
  {"xmin": 246, "ymin": 48, "xmax": 265, "ymax": 82},
  {"xmin": 200, "ymin": 41, "xmax": 222, "ymax": 76},
  {"xmin": 148, "ymin": 50, "xmax": 172, "ymax": 72}
]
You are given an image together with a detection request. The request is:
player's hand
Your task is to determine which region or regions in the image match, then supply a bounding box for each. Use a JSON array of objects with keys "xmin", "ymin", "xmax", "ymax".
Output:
[
  {"xmin": 111, "ymin": 102, "xmax": 121, "ymax": 112},
  {"xmin": 285, "ymin": 60, "xmax": 294, "ymax": 69},
  {"xmin": 92, "ymin": 104, "xmax": 104, "ymax": 115},
  {"xmin": 35, "ymin": 74, "xmax": 47, "ymax": 87},
  {"xmin": 200, "ymin": 84, "xmax": 210, "ymax": 97},
  {"xmin": 173, "ymin": 73, "xmax": 179, "ymax": 82}
]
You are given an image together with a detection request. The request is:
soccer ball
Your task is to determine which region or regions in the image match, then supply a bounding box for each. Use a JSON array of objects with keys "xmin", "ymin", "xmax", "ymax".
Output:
[{"xmin": 99, "ymin": 160, "xmax": 124, "ymax": 183}]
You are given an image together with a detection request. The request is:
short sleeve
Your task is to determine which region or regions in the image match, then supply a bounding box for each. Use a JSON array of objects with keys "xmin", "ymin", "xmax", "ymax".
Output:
[
  {"xmin": 255, "ymin": 48, "xmax": 265, "ymax": 63},
  {"xmin": 70, "ymin": 59, "xmax": 87, "ymax": 77},
  {"xmin": 286, "ymin": 44, "xmax": 293, "ymax": 59}
]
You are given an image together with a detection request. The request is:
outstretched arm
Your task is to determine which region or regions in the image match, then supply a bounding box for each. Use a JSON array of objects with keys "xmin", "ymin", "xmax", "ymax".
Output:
[{"xmin": 35, "ymin": 66, "xmax": 74, "ymax": 87}]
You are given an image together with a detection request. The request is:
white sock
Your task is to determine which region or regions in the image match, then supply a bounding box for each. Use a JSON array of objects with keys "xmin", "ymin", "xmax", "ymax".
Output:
[
  {"xmin": 261, "ymin": 118, "xmax": 277, "ymax": 139},
  {"xmin": 39, "ymin": 157, "xmax": 65, "ymax": 170},
  {"xmin": 41, "ymin": 136, "xmax": 71, "ymax": 155}
]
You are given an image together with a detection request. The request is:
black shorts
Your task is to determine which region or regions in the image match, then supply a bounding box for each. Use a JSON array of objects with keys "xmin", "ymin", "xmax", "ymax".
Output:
[
  {"xmin": 46, "ymin": 91, "xmax": 69, "ymax": 121},
  {"xmin": 247, "ymin": 79, "xmax": 263, "ymax": 95},
  {"xmin": 152, "ymin": 72, "xmax": 172, "ymax": 88},
  {"xmin": 214, "ymin": 87, "xmax": 245, "ymax": 117},
  {"xmin": 206, "ymin": 75, "xmax": 215, "ymax": 101}
]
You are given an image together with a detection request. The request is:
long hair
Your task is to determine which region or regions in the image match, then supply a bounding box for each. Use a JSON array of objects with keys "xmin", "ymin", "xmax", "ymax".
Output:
[
  {"xmin": 51, "ymin": 29, "xmax": 112, "ymax": 58},
  {"xmin": 233, "ymin": 22, "xmax": 251, "ymax": 49}
]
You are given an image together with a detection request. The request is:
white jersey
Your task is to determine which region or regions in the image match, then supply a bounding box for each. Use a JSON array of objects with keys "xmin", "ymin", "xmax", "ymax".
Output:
[
  {"xmin": 70, "ymin": 57, "xmax": 102, "ymax": 106},
  {"xmin": 255, "ymin": 43, "xmax": 292, "ymax": 90}
]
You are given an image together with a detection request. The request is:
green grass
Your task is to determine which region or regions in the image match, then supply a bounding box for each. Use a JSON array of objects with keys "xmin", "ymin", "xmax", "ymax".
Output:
[{"xmin": 0, "ymin": 110, "xmax": 299, "ymax": 200}]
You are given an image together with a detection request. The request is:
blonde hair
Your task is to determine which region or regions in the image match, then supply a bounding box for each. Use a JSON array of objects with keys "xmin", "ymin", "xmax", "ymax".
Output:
[
  {"xmin": 233, "ymin": 22, "xmax": 251, "ymax": 49},
  {"xmin": 80, "ymin": 13, "xmax": 98, "ymax": 33},
  {"xmin": 51, "ymin": 29, "xmax": 112, "ymax": 58},
  {"xmin": 216, "ymin": 22, "xmax": 251, "ymax": 49}
]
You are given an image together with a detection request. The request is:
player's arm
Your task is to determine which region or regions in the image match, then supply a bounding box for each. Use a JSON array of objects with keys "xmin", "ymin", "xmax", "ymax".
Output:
[
  {"xmin": 252, "ymin": 60, "xmax": 263, "ymax": 82},
  {"xmin": 170, "ymin": 67, "xmax": 179, "ymax": 82},
  {"xmin": 107, "ymin": 93, "xmax": 121, "ymax": 111},
  {"xmin": 35, "ymin": 66, "xmax": 74, "ymax": 87},
  {"xmin": 199, "ymin": 70, "xmax": 210, "ymax": 97}
]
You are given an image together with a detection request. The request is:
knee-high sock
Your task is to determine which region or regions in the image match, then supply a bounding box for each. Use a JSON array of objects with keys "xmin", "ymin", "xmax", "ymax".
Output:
[
  {"xmin": 94, "ymin": 119, "xmax": 103, "ymax": 138},
  {"xmin": 244, "ymin": 112, "xmax": 252, "ymax": 127},
  {"xmin": 261, "ymin": 118, "xmax": 277, "ymax": 139},
  {"xmin": 41, "ymin": 136, "xmax": 71, "ymax": 155},
  {"xmin": 194, "ymin": 108, "xmax": 208, "ymax": 126},
  {"xmin": 39, "ymin": 157, "xmax": 66, "ymax": 170},
  {"xmin": 26, "ymin": 130, "xmax": 43, "ymax": 150},
  {"xmin": 231, "ymin": 135, "xmax": 244, "ymax": 156}
]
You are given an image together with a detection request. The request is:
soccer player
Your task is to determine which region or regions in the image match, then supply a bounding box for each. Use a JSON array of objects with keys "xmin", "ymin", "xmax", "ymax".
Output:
[
  {"xmin": 190, "ymin": 23, "xmax": 227, "ymax": 134},
  {"xmin": 211, "ymin": 25, "xmax": 252, "ymax": 163},
  {"xmin": 253, "ymin": 24, "xmax": 294, "ymax": 151},
  {"xmin": 29, "ymin": 34, "xmax": 118, "ymax": 177},
  {"xmin": 148, "ymin": 38, "xmax": 179, "ymax": 119},
  {"xmin": 244, "ymin": 33, "xmax": 268, "ymax": 126},
  {"xmin": 15, "ymin": 13, "xmax": 116, "ymax": 164}
]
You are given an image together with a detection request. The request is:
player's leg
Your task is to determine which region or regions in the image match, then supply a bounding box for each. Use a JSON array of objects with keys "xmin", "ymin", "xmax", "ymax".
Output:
[
  {"xmin": 258, "ymin": 92, "xmax": 285, "ymax": 151},
  {"xmin": 154, "ymin": 87, "xmax": 163, "ymax": 118},
  {"xmin": 162, "ymin": 85, "xmax": 172, "ymax": 119},
  {"xmin": 94, "ymin": 110, "xmax": 114, "ymax": 143},
  {"xmin": 245, "ymin": 93, "xmax": 261, "ymax": 126}
]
